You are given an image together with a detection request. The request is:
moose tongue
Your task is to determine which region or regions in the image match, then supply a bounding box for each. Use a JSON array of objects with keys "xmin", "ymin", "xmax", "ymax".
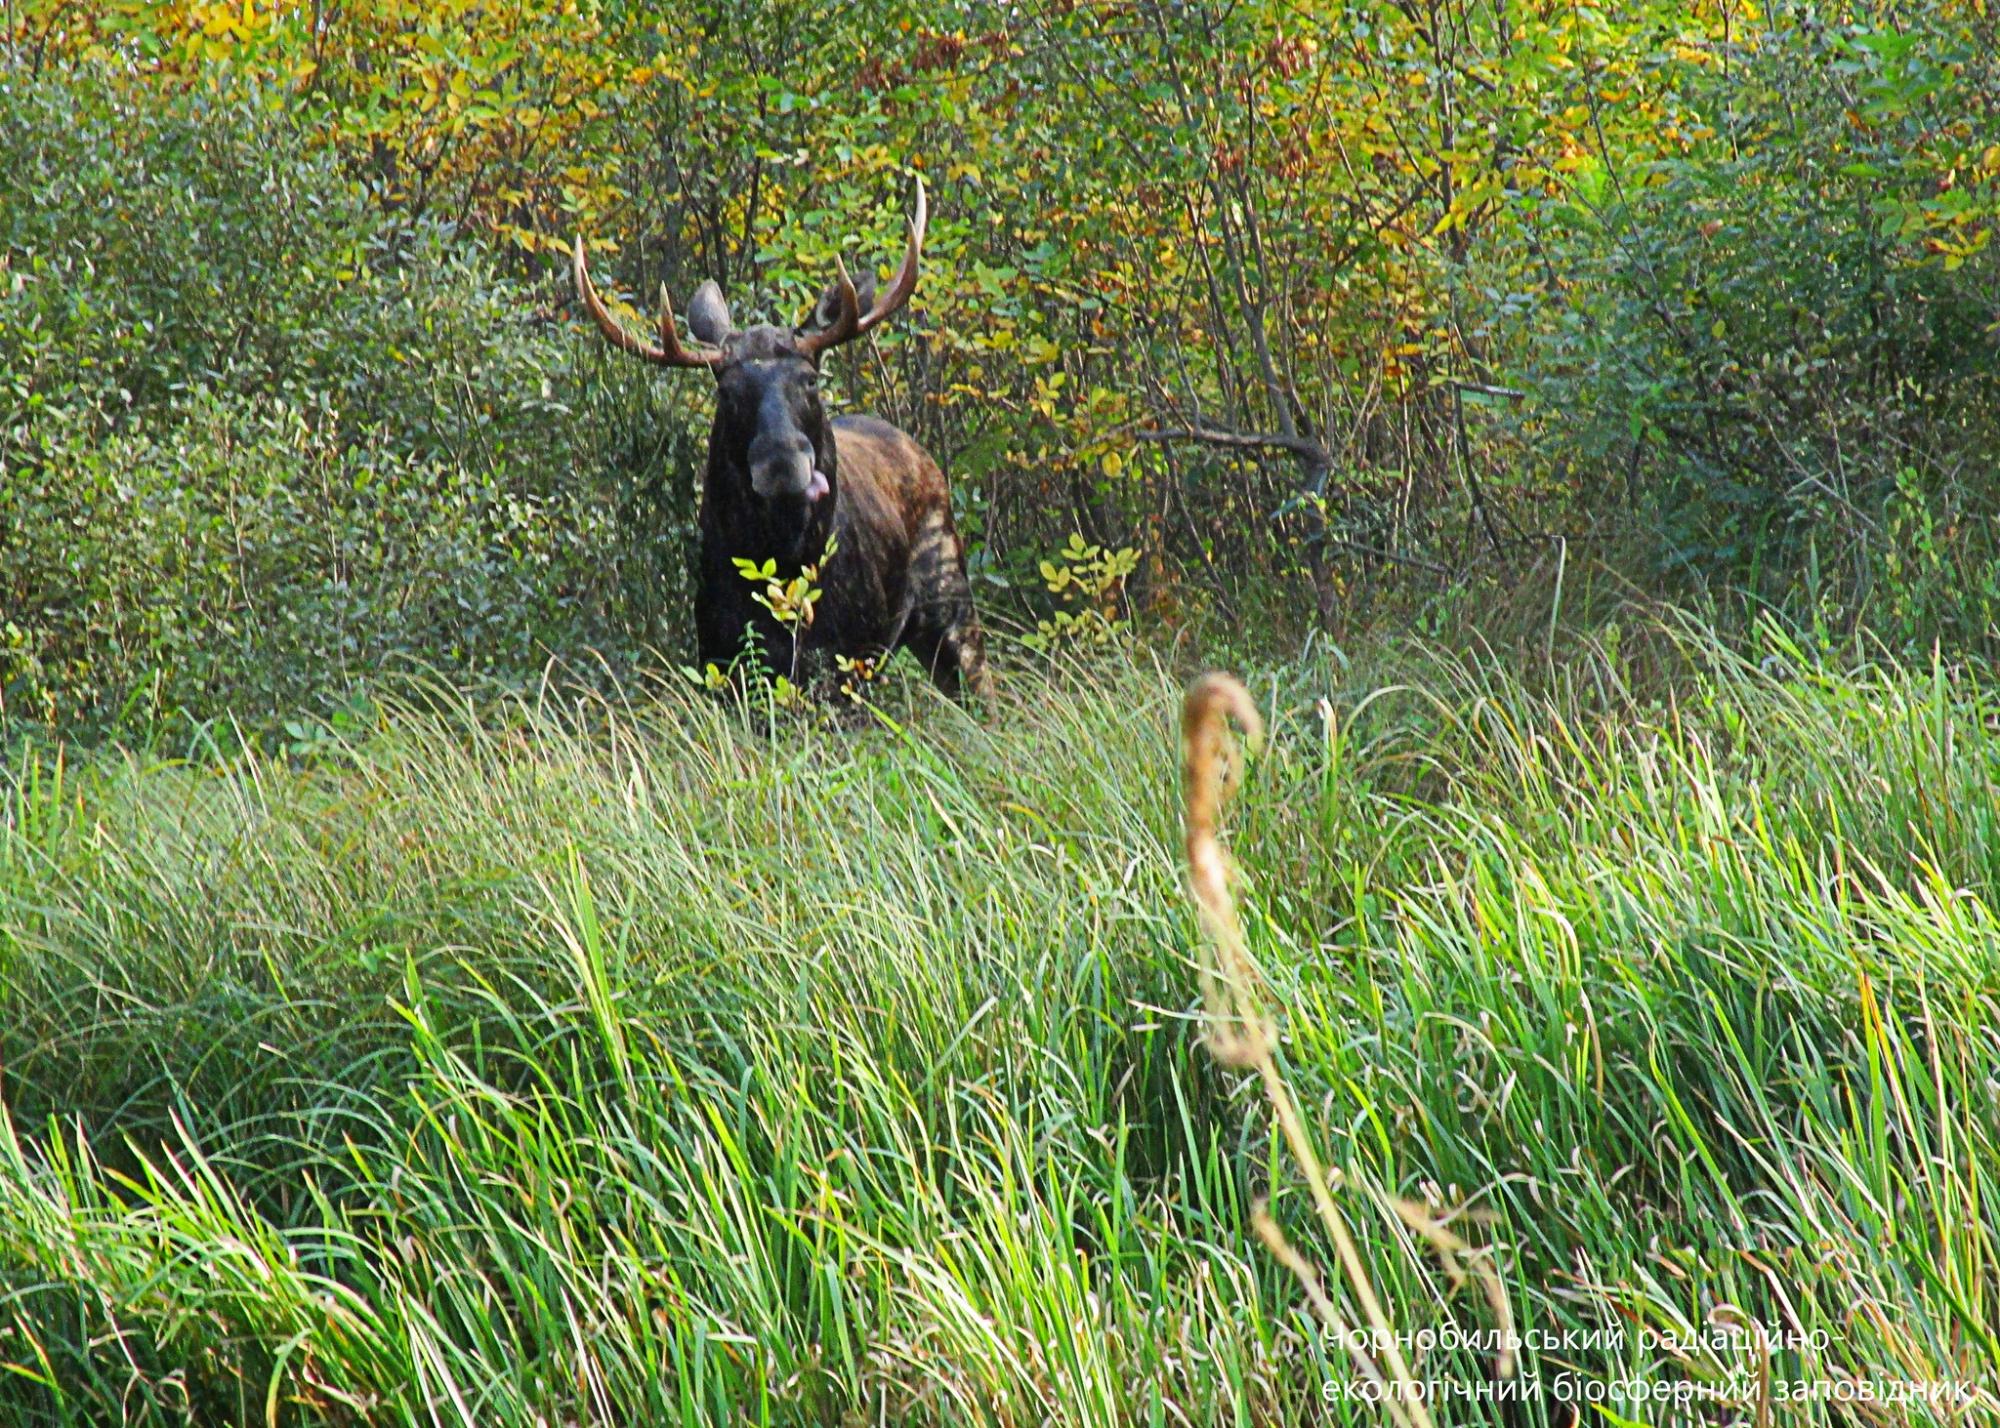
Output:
[{"xmin": 805, "ymin": 468, "xmax": 830, "ymax": 503}]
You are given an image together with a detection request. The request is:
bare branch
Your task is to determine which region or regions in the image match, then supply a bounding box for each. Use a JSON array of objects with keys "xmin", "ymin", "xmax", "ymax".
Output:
[
  {"xmin": 1451, "ymin": 380, "xmax": 1527, "ymax": 401},
  {"xmin": 1136, "ymin": 424, "xmax": 1331, "ymax": 479},
  {"xmin": 1139, "ymin": 425, "xmax": 1457, "ymax": 575}
]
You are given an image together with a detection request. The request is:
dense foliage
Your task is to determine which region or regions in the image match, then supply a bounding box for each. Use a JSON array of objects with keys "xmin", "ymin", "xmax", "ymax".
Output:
[
  {"xmin": 1520, "ymin": 13, "xmax": 2000, "ymax": 634},
  {"xmin": 5, "ymin": 1, "xmax": 1998, "ymax": 734},
  {"xmin": 0, "ymin": 70, "xmax": 702, "ymax": 733}
]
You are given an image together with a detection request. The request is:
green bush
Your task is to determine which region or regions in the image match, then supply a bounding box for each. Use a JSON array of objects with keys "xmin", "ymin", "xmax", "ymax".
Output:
[
  {"xmin": 1513, "ymin": 5, "xmax": 2000, "ymax": 643},
  {"xmin": 0, "ymin": 66, "xmax": 706, "ymax": 737}
]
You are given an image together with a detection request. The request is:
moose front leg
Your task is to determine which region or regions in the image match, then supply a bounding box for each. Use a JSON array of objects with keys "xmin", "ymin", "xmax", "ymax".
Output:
[{"xmin": 695, "ymin": 581, "xmax": 800, "ymax": 685}]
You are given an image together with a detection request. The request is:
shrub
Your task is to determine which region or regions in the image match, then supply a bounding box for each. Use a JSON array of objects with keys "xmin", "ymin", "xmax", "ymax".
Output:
[
  {"xmin": 0, "ymin": 65, "xmax": 705, "ymax": 737},
  {"xmin": 1513, "ymin": 4, "xmax": 2000, "ymax": 643}
]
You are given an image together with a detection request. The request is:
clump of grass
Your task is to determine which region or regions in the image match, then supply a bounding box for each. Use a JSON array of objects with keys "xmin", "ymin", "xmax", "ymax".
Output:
[
  {"xmin": 1181, "ymin": 672, "xmax": 1513, "ymax": 1428},
  {"xmin": 0, "ymin": 627, "xmax": 1996, "ymax": 1424}
]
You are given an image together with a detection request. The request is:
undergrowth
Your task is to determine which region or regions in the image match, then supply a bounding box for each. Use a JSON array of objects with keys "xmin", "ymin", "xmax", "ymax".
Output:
[{"xmin": 0, "ymin": 620, "xmax": 1995, "ymax": 1424}]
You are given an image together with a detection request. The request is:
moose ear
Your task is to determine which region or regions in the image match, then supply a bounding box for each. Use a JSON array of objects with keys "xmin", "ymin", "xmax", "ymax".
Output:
[
  {"xmin": 685, "ymin": 280, "xmax": 732, "ymax": 346},
  {"xmin": 804, "ymin": 266, "xmax": 877, "ymax": 333}
]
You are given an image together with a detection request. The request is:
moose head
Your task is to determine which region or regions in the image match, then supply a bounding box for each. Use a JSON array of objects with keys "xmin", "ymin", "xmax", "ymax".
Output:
[{"xmin": 571, "ymin": 183, "xmax": 925, "ymax": 550}]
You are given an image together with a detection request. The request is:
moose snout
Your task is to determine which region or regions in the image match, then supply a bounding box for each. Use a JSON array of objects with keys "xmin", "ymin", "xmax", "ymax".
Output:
[{"xmin": 747, "ymin": 430, "xmax": 824, "ymax": 502}]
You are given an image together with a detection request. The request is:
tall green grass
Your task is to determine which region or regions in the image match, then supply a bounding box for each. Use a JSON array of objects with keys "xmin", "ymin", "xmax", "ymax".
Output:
[{"xmin": 1, "ymin": 624, "xmax": 1995, "ymax": 1424}]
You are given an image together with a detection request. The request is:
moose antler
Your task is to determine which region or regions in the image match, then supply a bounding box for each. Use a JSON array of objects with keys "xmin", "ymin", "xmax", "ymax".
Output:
[
  {"xmin": 572, "ymin": 237, "xmax": 724, "ymax": 370},
  {"xmin": 797, "ymin": 175, "xmax": 927, "ymax": 359}
]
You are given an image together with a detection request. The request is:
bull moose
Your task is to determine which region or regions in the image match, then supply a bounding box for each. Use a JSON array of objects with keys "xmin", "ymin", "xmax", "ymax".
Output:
[{"xmin": 572, "ymin": 180, "xmax": 992, "ymax": 705}]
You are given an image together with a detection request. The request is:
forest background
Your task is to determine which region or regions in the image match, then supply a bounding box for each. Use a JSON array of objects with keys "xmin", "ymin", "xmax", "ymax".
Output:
[{"xmin": 4, "ymin": 0, "xmax": 1995, "ymax": 733}]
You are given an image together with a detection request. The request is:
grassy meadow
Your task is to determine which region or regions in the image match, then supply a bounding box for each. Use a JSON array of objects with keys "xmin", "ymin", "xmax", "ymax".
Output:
[{"xmin": 1, "ymin": 622, "xmax": 1996, "ymax": 1425}]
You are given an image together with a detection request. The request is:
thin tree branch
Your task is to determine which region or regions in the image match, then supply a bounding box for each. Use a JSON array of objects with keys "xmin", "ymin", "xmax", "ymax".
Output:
[{"xmin": 1137, "ymin": 424, "xmax": 1331, "ymax": 478}]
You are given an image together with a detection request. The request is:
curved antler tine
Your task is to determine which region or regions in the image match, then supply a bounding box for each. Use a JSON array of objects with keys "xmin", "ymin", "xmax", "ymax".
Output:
[
  {"xmin": 797, "ymin": 255, "xmax": 861, "ymax": 359},
  {"xmin": 575, "ymin": 235, "xmax": 665, "ymax": 362},
  {"xmin": 572, "ymin": 235, "xmax": 720, "ymax": 369},
  {"xmin": 664, "ymin": 283, "xmax": 730, "ymax": 369},
  {"xmin": 857, "ymin": 173, "xmax": 926, "ymax": 335},
  {"xmin": 658, "ymin": 283, "xmax": 682, "ymax": 358},
  {"xmin": 794, "ymin": 178, "xmax": 925, "ymax": 356}
]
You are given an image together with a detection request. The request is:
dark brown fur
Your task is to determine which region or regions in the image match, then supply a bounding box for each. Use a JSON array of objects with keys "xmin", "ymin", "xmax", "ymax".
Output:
[
  {"xmin": 574, "ymin": 182, "xmax": 989, "ymax": 704},
  {"xmin": 693, "ymin": 333, "xmax": 990, "ymax": 702}
]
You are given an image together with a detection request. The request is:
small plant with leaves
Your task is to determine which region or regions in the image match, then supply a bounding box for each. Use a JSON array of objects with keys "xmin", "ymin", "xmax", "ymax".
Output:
[
  {"xmin": 679, "ymin": 660, "xmax": 734, "ymax": 693},
  {"xmin": 833, "ymin": 652, "xmax": 884, "ymax": 703},
  {"xmin": 721, "ymin": 534, "xmax": 839, "ymax": 693},
  {"xmin": 734, "ymin": 556, "xmax": 821, "ymax": 636},
  {"xmin": 1027, "ymin": 534, "xmax": 1138, "ymax": 651},
  {"xmin": 734, "ymin": 533, "xmax": 838, "ymax": 642}
]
